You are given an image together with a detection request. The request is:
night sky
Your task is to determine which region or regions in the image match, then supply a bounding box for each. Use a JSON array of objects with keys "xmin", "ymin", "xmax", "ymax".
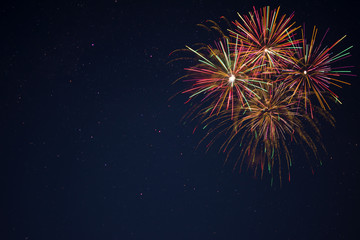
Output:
[{"xmin": 2, "ymin": 1, "xmax": 360, "ymax": 239}]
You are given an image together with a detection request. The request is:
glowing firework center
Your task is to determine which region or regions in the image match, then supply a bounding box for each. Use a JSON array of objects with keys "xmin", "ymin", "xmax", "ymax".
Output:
[{"xmin": 228, "ymin": 74, "xmax": 236, "ymax": 86}]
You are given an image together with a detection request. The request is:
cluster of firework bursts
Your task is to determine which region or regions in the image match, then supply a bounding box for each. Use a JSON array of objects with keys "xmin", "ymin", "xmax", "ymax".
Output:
[{"xmin": 170, "ymin": 6, "xmax": 354, "ymax": 185}]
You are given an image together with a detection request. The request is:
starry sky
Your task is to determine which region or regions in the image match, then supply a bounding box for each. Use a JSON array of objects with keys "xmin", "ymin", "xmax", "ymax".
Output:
[{"xmin": 2, "ymin": 0, "xmax": 360, "ymax": 239}]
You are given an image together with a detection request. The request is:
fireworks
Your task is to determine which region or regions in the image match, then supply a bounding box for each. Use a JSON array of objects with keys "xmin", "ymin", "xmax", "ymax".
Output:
[{"xmin": 171, "ymin": 6, "xmax": 353, "ymax": 185}]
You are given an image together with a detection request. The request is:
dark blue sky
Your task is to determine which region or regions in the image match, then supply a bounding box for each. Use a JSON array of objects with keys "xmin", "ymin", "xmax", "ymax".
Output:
[{"xmin": 2, "ymin": 0, "xmax": 360, "ymax": 239}]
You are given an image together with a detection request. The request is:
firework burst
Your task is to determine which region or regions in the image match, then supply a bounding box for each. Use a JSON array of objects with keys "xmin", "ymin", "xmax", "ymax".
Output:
[
  {"xmin": 200, "ymin": 83, "xmax": 330, "ymax": 185},
  {"xmin": 281, "ymin": 26, "xmax": 353, "ymax": 115},
  {"xmin": 230, "ymin": 6, "xmax": 301, "ymax": 73},
  {"xmin": 181, "ymin": 37, "xmax": 268, "ymax": 119}
]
